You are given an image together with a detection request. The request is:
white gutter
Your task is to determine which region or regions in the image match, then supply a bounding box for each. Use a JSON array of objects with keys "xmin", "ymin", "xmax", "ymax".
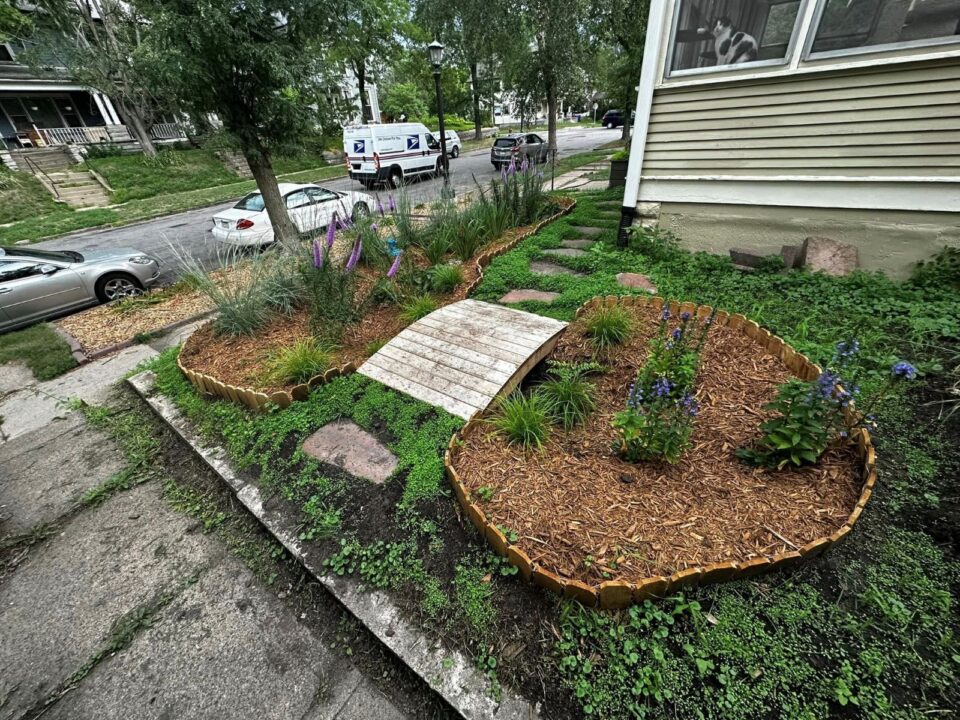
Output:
[{"xmin": 619, "ymin": 0, "xmax": 671, "ymax": 242}]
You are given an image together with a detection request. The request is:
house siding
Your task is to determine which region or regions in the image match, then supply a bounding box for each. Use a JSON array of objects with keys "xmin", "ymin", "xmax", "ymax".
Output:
[{"xmin": 643, "ymin": 61, "xmax": 960, "ymax": 179}]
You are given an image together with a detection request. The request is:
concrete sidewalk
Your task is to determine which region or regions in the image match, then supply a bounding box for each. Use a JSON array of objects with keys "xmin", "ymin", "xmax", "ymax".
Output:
[{"xmin": 0, "ymin": 345, "xmax": 415, "ymax": 720}]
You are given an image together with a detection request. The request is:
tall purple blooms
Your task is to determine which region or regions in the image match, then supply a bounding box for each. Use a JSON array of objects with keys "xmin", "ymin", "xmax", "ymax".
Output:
[
  {"xmin": 387, "ymin": 251, "xmax": 403, "ymax": 279},
  {"xmin": 344, "ymin": 238, "xmax": 362, "ymax": 273},
  {"xmin": 313, "ymin": 239, "xmax": 324, "ymax": 269},
  {"xmin": 326, "ymin": 216, "xmax": 336, "ymax": 249},
  {"xmin": 377, "ymin": 200, "xmax": 385, "ymax": 217},
  {"xmin": 388, "ymin": 195, "xmax": 396, "ymax": 213}
]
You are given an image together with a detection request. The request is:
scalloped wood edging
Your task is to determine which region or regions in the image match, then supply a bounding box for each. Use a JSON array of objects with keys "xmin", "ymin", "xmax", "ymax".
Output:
[
  {"xmin": 176, "ymin": 198, "xmax": 576, "ymax": 412},
  {"xmin": 444, "ymin": 294, "xmax": 877, "ymax": 609}
]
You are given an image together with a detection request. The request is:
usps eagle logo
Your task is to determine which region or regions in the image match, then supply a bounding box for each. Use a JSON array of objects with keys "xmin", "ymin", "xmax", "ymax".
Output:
[
  {"xmin": 406, "ymin": 135, "xmax": 420, "ymax": 150},
  {"xmin": 353, "ymin": 140, "xmax": 365, "ymax": 154}
]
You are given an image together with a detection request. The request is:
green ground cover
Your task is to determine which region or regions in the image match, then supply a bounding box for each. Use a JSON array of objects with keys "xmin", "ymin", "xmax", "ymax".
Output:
[
  {"xmin": 0, "ymin": 323, "xmax": 76, "ymax": 380},
  {"xmin": 146, "ymin": 188, "xmax": 959, "ymax": 718}
]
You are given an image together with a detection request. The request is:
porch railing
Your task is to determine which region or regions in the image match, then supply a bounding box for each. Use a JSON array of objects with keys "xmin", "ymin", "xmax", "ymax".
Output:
[
  {"xmin": 150, "ymin": 122, "xmax": 187, "ymax": 140},
  {"xmin": 40, "ymin": 126, "xmax": 113, "ymax": 146}
]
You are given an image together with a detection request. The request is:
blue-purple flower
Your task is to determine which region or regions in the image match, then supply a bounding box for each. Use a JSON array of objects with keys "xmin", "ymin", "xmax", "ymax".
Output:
[
  {"xmin": 671, "ymin": 327, "xmax": 682, "ymax": 341},
  {"xmin": 680, "ymin": 311, "xmax": 692, "ymax": 321},
  {"xmin": 660, "ymin": 307, "xmax": 670, "ymax": 322},
  {"xmin": 680, "ymin": 392, "xmax": 698, "ymax": 417},
  {"xmin": 653, "ymin": 376, "xmax": 672, "ymax": 398},
  {"xmin": 891, "ymin": 361, "xmax": 917, "ymax": 381}
]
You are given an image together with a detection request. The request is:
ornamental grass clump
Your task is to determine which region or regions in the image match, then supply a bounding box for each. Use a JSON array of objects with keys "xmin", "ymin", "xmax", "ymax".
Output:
[
  {"xmin": 399, "ymin": 294, "xmax": 437, "ymax": 324},
  {"xmin": 539, "ymin": 361, "xmax": 598, "ymax": 430},
  {"xmin": 430, "ymin": 264, "xmax": 463, "ymax": 293},
  {"xmin": 583, "ymin": 305, "xmax": 632, "ymax": 353},
  {"xmin": 612, "ymin": 308, "xmax": 713, "ymax": 464},
  {"xmin": 267, "ymin": 339, "xmax": 332, "ymax": 384},
  {"xmin": 738, "ymin": 341, "xmax": 917, "ymax": 469},
  {"xmin": 491, "ymin": 391, "xmax": 554, "ymax": 451}
]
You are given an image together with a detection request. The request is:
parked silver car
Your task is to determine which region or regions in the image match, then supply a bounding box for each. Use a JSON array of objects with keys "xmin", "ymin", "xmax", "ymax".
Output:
[
  {"xmin": 491, "ymin": 132, "xmax": 549, "ymax": 170},
  {"xmin": 0, "ymin": 246, "xmax": 161, "ymax": 333}
]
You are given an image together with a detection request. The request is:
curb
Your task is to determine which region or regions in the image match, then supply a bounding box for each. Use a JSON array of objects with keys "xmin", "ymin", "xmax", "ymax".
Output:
[
  {"xmin": 128, "ymin": 370, "xmax": 539, "ymax": 720},
  {"xmin": 52, "ymin": 325, "xmax": 89, "ymax": 365}
]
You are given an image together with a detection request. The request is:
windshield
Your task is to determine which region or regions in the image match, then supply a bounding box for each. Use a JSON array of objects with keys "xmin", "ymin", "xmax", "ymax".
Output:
[
  {"xmin": 494, "ymin": 138, "xmax": 519, "ymax": 148},
  {"xmin": 0, "ymin": 247, "xmax": 82, "ymax": 263},
  {"xmin": 234, "ymin": 192, "xmax": 266, "ymax": 212}
]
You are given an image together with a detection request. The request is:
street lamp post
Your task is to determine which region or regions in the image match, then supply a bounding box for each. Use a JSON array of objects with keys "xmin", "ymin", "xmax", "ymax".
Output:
[{"xmin": 428, "ymin": 40, "xmax": 452, "ymax": 198}]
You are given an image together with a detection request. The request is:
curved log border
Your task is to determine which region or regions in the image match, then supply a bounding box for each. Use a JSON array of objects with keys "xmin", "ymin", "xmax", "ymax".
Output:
[
  {"xmin": 176, "ymin": 198, "xmax": 577, "ymax": 411},
  {"xmin": 444, "ymin": 294, "xmax": 877, "ymax": 609}
]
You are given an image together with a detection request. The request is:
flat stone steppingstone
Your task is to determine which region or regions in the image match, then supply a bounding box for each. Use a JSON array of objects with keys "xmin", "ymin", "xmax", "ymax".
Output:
[
  {"xmin": 499, "ymin": 289, "xmax": 561, "ymax": 304},
  {"xmin": 560, "ymin": 239, "xmax": 596, "ymax": 250},
  {"xmin": 616, "ymin": 272, "xmax": 658, "ymax": 294},
  {"xmin": 302, "ymin": 420, "xmax": 398, "ymax": 484},
  {"xmin": 543, "ymin": 248, "xmax": 588, "ymax": 258},
  {"xmin": 570, "ymin": 225, "xmax": 603, "ymax": 236},
  {"xmin": 529, "ymin": 260, "xmax": 585, "ymax": 277}
]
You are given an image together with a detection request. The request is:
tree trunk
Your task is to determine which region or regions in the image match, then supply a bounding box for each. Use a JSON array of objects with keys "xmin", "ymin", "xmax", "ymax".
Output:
[
  {"xmin": 620, "ymin": 86, "xmax": 634, "ymax": 144},
  {"xmin": 470, "ymin": 62, "xmax": 482, "ymax": 141},
  {"xmin": 117, "ymin": 99, "xmax": 157, "ymax": 156},
  {"xmin": 356, "ymin": 64, "xmax": 369, "ymax": 123},
  {"xmin": 244, "ymin": 147, "xmax": 299, "ymax": 249},
  {"xmin": 546, "ymin": 77, "xmax": 558, "ymax": 155}
]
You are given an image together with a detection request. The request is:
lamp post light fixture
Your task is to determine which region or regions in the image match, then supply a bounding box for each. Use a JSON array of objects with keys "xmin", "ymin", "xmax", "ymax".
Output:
[{"xmin": 428, "ymin": 40, "xmax": 453, "ymax": 198}]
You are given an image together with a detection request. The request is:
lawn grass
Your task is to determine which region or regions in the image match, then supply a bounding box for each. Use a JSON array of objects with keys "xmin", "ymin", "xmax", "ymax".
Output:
[
  {"xmin": 146, "ymin": 188, "xmax": 960, "ymax": 718},
  {"xmin": 0, "ymin": 323, "xmax": 77, "ymax": 380},
  {"xmin": 0, "ymin": 168, "xmax": 63, "ymax": 225},
  {"xmin": 86, "ymin": 149, "xmax": 239, "ymax": 203}
]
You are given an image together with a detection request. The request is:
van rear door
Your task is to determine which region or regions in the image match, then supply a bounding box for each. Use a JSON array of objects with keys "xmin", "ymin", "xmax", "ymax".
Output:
[{"xmin": 344, "ymin": 126, "xmax": 376, "ymax": 178}]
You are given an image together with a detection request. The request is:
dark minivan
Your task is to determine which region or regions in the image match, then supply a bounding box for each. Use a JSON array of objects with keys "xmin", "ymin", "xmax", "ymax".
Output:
[{"xmin": 601, "ymin": 109, "xmax": 625, "ymax": 128}]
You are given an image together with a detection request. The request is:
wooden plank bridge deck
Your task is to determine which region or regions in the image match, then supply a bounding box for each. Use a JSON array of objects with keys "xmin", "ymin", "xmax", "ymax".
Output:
[{"xmin": 358, "ymin": 299, "xmax": 568, "ymax": 420}]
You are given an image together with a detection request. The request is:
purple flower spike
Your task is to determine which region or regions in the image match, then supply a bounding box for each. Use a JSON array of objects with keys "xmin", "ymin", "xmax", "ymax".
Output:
[
  {"xmin": 680, "ymin": 311, "xmax": 692, "ymax": 321},
  {"xmin": 891, "ymin": 361, "xmax": 917, "ymax": 381},
  {"xmin": 344, "ymin": 239, "xmax": 362, "ymax": 273},
  {"xmin": 326, "ymin": 217, "xmax": 336, "ymax": 249},
  {"xmin": 671, "ymin": 328, "xmax": 682, "ymax": 341},
  {"xmin": 377, "ymin": 201, "xmax": 385, "ymax": 217},
  {"xmin": 388, "ymin": 196, "xmax": 396, "ymax": 213},
  {"xmin": 313, "ymin": 239, "xmax": 324, "ymax": 269},
  {"xmin": 387, "ymin": 251, "xmax": 402, "ymax": 279},
  {"xmin": 371, "ymin": 223, "xmax": 378, "ymax": 233},
  {"xmin": 660, "ymin": 307, "xmax": 670, "ymax": 322}
]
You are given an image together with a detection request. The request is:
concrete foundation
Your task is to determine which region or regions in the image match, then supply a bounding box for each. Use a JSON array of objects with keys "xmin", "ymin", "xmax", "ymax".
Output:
[{"xmin": 652, "ymin": 202, "xmax": 960, "ymax": 279}]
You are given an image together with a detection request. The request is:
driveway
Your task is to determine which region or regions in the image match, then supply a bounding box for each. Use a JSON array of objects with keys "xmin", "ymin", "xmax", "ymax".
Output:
[{"xmin": 35, "ymin": 126, "xmax": 615, "ymax": 284}]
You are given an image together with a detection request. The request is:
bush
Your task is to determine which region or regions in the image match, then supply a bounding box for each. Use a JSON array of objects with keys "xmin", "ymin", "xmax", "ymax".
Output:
[
  {"xmin": 583, "ymin": 305, "xmax": 632, "ymax": 352},
  {"xmin": 400, "ymin": 294, "xmax": 437, "ymax": 324},
  {"xmin": 267, "ymin": 339, "xmax": 332, "ymax": 384},
  {"xmin": 491, "ymin": 391, "xmax": 553, "ymax": 451},
  {"xmin": 539, "ymin": 362, "xmax": 597, "ymax": 430},
  {"xmin": 910, "ymin": 246, "xmax": 960, "ymax": 290},
  {"xmin": 430, "ymin": 264, "xmax": 463, "ymax": 293}
]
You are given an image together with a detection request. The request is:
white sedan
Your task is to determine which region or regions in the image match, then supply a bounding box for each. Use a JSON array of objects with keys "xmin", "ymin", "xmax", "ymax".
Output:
[{"xmin": 211, "ymin": 183, "xmax": 374, "ymax": 246}]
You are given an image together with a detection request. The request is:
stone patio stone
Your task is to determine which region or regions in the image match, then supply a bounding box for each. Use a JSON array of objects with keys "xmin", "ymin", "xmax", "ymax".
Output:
[
  {"xmin": 802, "ymin": 236, "xmax": 859, "ymax": 276},
  {"xmin": 616, "ymin": 272, "xmax": 657, "ymax": 293},
  {"xmin": 571, "ymin": 225, "xmax": 603, "ymax": 236},
  {"xmin": 543, "ymin": 248, "xmax": 588, "ymax": 258},
  {"xmin": 302, "ymin": 420, "xmax": 398, "ymax": 484},
  {"xmin": 561, "ymin": 238, "xmax": 595, "ymax": 249},
  {"xmin": 499, "ymin": 289, "xmax": 561, "ymax": 304},
  {"xmin": 530, "ymin": 261, "xmax": 585, "ymax": 277}
]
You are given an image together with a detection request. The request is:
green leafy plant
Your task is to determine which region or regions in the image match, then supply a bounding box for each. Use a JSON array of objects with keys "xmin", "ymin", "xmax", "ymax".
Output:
[
  {"xmin": 583, "ymin": 305, "xmax": 632, "ymax": 352},
  {"xmin": 910, "ymin": 246, "xmax": 960, "ymax": 290},
  {"xmin": 400, "ymin": 294, "xmax": 437, "ymax": 324},
  {"xmin": 627, "ymin": 224, "xmax": 680, "ymax": 262},
  {"xmin": 267, "ymin": 339, "xmax": 332, "ymax": 384},
  {"xmin": 430, "ymin": 264, "xmax": 464, "ymax": 293},
  {"xmin": 490, "ymin": 391, "xmax": 553, "ymax": 451},
  {"xmin": 539, "ymin": 362, "xmax": 597, "ymax": 430}
]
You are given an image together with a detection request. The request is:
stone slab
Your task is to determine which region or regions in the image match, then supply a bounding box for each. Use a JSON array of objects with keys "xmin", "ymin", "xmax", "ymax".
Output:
[
  {"xmin": 147, "ymin": 317, "xmax": 211, "ymax": 353},
  {"xmin": 570, "ymin": 225, "xmax": 603, "ymax": 236},
  {"xmin": 530, "ymin": 261, "xmax": 585, "ymax": 277},
  {"xmin": 802, "ymin": 236, "xmax": 859, "ymax": 276},
  {"xmin": 302, "ymin": 420, "xmax": 398, "ymax": 484},
  {"xmin": 45, "ymin": 554, "xmax": 402, "ymax": 720},
  {"xmin": 615, "ymin": 272, "xmax": 657, "ymax": 294},
  {"xmin": 781, "ymin": 244, "xmax": 803, "ymax": 270},
  {"xmin": 543, "ymin": 248, "xmax": 588, "ymax": 258},
  {"xmin": 0, "ymin": 414, "xmax": 125, "ymax": 535},
  {"xmin": 0, "ymin": 362, "xmax": 33, "ymax": 395},
  {"xmin": 498, "ymin": 290, "xmax": 561, "ymax": 304},
  {"xmin": 729, "ymin": 247, "xmax": 769, "ymax": 269},
  {"xmin": 130, "ymin": 371, "xmax": 539, "ymax": 719},
  {"xmin": 560, "ymin": 239, "xmax": 595, "ymax": 250},
  {"xmin": 0, "ymin": 482, "xmax": 218, "ymax": 719}
]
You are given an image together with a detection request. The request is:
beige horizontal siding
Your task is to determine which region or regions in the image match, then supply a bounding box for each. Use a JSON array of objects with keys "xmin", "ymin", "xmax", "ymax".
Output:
[{"xmin": 644, "ymin": 62, "xmax": 960, "ymax": 179}]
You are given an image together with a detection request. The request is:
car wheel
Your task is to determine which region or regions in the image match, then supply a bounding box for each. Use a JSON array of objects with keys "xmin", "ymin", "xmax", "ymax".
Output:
[
  {"xmin": 95, "ymin": 273, "xmax": 143, "ymax": 303},
  {"xmin": 451, "ymin": 145, "xmax": 460, "ymax": 158},
  {"xmin": 352, "ymin": 202, "xmax": 370, "ymax": 221},
  {"xmin": 389, "ymin": 167, "xmax": 404, "ymax": 189},
  {"xmin": 606, "ymin": 122, "xmax": 614, "ymax": 129}
]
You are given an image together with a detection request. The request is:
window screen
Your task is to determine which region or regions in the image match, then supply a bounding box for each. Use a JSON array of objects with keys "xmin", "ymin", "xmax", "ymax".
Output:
[{"xmin": 811, "ymin": 0, "xmax": 960, "ymax": 54}]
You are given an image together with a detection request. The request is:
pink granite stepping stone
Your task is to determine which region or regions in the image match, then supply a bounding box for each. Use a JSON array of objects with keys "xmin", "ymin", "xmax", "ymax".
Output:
[
  {"xmin": 302, "ymin": 420, "xmax": 397, "ymax": 484},
  {"xmin": 499, "ymin": 289, "xmax": 561, "ymax": 304},
  {"xmin": 616, "ymin": 272, "xmax": 657, "ymax": 294},
  {"xmin": 530, "ymin": 261, "xmax": 584, "ymax": 277}
]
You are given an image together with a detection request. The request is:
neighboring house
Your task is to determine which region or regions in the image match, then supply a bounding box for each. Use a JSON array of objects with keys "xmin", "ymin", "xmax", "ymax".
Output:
[{"xmin": 620, "ymin": 0, "xmax": 960, "ymax": 277}]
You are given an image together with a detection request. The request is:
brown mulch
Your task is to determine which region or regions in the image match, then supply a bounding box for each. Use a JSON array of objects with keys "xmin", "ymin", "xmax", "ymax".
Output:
[{"xmin": 452, "ymin": 304, "xmax": 863, "ymax": 586}]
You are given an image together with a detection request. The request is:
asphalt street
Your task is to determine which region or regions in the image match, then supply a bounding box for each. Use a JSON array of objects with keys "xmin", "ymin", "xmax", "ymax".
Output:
[{"xmin": 35, "ymin": 125, "xmax": 616, "ymax": 284}]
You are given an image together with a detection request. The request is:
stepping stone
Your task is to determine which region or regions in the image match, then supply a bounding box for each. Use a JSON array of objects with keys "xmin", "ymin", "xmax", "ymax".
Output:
[
  {"xmin": 543, "ymin": 248, "xmax": 588, "ymax": 258},
  {"xmin": 499, "ymin": 289, "xmax": 561, "ymax": 304},
  {"xmin": 802, "ymin": 236, "xmax": 858, "ymax": 276},
  {"xmin": 302, "ymin": 420, "xmax": 398, "ymax": 484},
  {"xmin": 616, "ymin": 272, "xmax": 657, "ymax": 294},
  {"xmin": 571, "ymin": 225, "xmax": 603, "ymax": 236},
  {"xmin": 530, "ymin": 261, "xmax": 585, "ymax": 277},
  {"xmin": 561, "ymin": 238, "xmax": 595, "ymax": 249}
]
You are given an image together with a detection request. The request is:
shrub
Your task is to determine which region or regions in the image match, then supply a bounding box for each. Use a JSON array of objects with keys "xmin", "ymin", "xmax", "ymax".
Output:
[
  {"xmin": 430, "ymin": 264, "xmax": 463, "ymax": 293},
  {"xmin": 583, "ymin": 305, "xmax": 632, "ymax": 352},
  {"xmin": 910, "ymin": 246, "xmax": 960, "ymax": 290},
  {"xmin": 539, "ymin": 362, "xmax": 597, "ymax": 430},
  {"xmin": 400, "ymin": 294, "xmax": 437, "ymax": 324},
  {"xmin": 267, "ymin": 339, "xmax": 332, "ymax": 384},
  {"xmin": 627, "ymin": 225, "xmax": 680, "ymax": 262},
  {"xmin": 491, "ymin": 391, "xmax": 553, "ymax": 451}
]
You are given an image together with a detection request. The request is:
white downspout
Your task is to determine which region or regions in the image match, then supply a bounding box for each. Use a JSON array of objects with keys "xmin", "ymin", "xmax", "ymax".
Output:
[{"xmin": 618, "ymin": 0, "xmax": 671, "ymax": 245}]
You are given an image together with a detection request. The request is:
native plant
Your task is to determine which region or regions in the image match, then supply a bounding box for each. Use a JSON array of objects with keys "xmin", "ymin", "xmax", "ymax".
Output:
[
  {"xmin": 583, "ymin": 305, "xmax": 632, "ymax": 352},
  {"xmin": 613, "ymin": 308, "xmax": 713, "ymax": 463},
  {"xmin": 539, "ymin": 361, "xmax": 598, "ymax": 430},
  {"xmin": 492, "ymin": 391, "xmax": 554, "ymax": 451},
  {"xmin": 430, "ymin": 264, "xmax": 464, "ymax": 293},
  {"xmin": 399, "ymin": 294, "xmax": 438, "ymax": 324},
  {"xmin": 267, "ymin": 339, "xmax": 332, "ymax": 384},
  {"xmin": 738, "ymin": 341, "xmax": 918, "ymax": 469}
]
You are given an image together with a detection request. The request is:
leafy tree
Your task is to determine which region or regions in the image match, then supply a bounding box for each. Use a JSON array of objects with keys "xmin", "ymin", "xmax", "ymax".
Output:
[
  {"xmin": 381, "ymin": 80, "xmax": 428, "ymax": 120},
  {"xmin": 0, "ymin": 1, "xmax": 28, "ymax": 40},
  {"xmin": 133, "ymin": 0, "xmax": 336, "ymax": 246},
  {"xmin": 23, "ymin": 1, "xmax": 161, "ymax": 155},
  {"xmin": 591, "ymin": 0, "xmax": 650, "ymax": 142}
]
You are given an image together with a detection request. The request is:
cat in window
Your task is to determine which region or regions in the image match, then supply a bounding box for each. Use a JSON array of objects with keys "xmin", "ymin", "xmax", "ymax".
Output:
[{"xmin": 699, "ymin": 17, "xmax": 759, "ymax": 65}]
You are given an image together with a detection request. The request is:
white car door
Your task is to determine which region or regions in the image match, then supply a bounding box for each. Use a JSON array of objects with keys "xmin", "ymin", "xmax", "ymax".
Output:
[
  {"xmin": 305, "ymin": 187, "xmax": 342, "ymax": 229},
  {"xmin": 284, "ymin": 190, "xmax": 314, "ymax": 233}
]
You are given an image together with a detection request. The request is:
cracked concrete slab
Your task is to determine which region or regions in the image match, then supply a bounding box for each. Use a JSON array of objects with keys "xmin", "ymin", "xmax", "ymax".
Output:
[
  {"xmin": 0, "ymin": 482, "xmax": 219, "ymax": 720},
  {"xmin": 0, "ymin": 413, "xmax": 125, "ymax": 535},
  {"xmin": 0, "ymin": 362, "xmax": 33, "ymax": 395}
]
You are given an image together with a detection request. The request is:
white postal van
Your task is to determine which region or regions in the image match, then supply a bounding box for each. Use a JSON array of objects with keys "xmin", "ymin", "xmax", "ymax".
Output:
[{"xmin": 343, "ymin": 122, "xmax": 443, "ymax": 188}]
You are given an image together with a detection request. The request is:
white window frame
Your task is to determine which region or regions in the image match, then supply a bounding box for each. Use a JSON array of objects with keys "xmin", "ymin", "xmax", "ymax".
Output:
[
  {"xmin": 803, "ymin": 0, "xmax": 960, "ymax": 61},
  {"xmin": 0, "ymin": 42, "xmax": 16, "ymax": 63}
]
